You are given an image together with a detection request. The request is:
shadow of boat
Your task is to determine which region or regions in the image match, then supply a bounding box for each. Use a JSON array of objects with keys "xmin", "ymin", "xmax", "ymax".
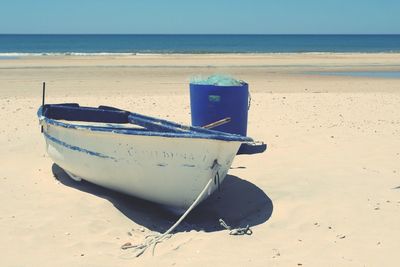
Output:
[{"xmin": 52, "ymin": 163, "xmax": 273, "ymax": 233}]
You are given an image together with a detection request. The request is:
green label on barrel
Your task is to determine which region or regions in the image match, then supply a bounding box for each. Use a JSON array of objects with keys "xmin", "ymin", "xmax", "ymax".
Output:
[{"xmin": 208, "ymin": 95, "xmax": 221, "ymax": 102}]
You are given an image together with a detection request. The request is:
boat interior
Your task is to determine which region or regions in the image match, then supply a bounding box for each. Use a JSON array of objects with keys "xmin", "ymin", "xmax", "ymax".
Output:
[{"xmin": 39, "ymin": 103, "xmax": 264, "ymax": 154}]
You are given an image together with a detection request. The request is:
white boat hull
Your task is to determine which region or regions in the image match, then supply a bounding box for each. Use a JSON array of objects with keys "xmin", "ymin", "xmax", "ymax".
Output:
[{"xmin": 42, "ymin": 122, "xmax": 241, "ymax": 209}]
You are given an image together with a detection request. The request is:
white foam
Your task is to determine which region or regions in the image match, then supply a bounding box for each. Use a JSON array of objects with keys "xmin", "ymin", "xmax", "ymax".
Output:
[{"xmin": 0, "ymin": 52, "xmax": 137, "ymax": 57}]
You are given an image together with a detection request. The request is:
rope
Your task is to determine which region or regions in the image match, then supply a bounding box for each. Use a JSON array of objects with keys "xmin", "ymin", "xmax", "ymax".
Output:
[
  {"xmin": 219, "ymin": 219, "xmax": 253, "ymax": 235},
  {"xmin": 121, "ymin": 159, "xmax": 221, "ymax": 257}
]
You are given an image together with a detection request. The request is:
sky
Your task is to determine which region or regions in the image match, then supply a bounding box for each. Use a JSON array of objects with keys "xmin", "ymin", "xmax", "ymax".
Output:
[{"xmin": 0, "ymin": 0, "xmax": 399, "ymax": 34}]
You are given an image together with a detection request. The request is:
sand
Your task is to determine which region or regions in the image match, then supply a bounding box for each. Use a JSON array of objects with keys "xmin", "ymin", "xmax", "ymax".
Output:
[{"xmin": 0, "ymin": 53, "xmax": 400, "ymax": 266}]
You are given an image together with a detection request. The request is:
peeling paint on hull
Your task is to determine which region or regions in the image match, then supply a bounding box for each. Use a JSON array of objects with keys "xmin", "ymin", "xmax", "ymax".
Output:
[
  {"xmin": 42, "ymin": 123, "xmax": 240, "ymax": 209},
  {"xmin": 44, "ymin": 132, "xmax": 115, "ymax": 160}
]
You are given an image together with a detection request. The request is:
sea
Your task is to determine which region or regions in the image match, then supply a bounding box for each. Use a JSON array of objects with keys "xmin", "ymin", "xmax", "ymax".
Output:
[{"xmin": 0, "ymin": 34, "xmax": 400, "ymax": 55}]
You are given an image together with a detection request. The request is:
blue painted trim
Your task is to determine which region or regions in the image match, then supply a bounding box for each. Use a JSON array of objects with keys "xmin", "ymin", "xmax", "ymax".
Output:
[
  {"xmin": 44, "ymin": 132, "xmax": 115, "ymax": 159},
  {"xmin": 38, "ymin": 104, "xmax": 253, "ymax": 142}
]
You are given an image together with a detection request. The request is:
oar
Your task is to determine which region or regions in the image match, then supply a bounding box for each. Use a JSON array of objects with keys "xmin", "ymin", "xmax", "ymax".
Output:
[{"xmin": 202, "ymin": 117, "xmax": 231, "ymax": 129}]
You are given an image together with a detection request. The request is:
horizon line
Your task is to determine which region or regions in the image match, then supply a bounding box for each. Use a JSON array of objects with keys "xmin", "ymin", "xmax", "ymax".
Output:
[{"xmin": 0, "ymin": 33, "xmax": 400, "ymax": 35}]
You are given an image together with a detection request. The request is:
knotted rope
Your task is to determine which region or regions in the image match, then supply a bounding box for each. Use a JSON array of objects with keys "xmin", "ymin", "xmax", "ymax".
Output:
[{"xmin": 219, "ymin": 219, "xmax": 253, "ymax": 235}]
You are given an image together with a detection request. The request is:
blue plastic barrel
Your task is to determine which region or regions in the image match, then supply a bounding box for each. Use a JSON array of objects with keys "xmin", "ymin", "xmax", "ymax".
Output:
[{"xmin": 190, "ymin": 82, "xmax": 249, "ymax": 136}]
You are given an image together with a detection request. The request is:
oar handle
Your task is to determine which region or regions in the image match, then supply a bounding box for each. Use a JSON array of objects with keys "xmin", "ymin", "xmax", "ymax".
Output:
[{"xmin": 202, "ymin": 117, "xmax": 231, "ymax": 129}]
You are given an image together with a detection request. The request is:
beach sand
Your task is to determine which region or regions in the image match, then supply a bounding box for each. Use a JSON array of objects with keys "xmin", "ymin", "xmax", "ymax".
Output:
[{"xmin": 1, "ymin": 53, "xmax": 400, "ymax": 266}]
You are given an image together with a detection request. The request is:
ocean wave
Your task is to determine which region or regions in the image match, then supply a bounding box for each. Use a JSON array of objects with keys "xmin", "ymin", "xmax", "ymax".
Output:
[{"xmin": 0, "ymin": 52, "xmax": 138, "ymax": 57}]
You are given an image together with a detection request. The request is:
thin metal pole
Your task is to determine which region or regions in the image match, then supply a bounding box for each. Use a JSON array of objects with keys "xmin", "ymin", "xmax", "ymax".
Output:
[
  {"xmin": 42, "ymin": 82, "xmax": 46, "ymax": 108},
  {"xmin": 41, "ymin": 82, "xmax": 45, "ymax": 133}
]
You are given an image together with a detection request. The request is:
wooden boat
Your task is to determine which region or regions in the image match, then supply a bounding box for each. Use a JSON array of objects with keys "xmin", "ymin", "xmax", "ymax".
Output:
[{"xmin": 38, "ymin": 103, "xmax": 256, "ymax": 209}]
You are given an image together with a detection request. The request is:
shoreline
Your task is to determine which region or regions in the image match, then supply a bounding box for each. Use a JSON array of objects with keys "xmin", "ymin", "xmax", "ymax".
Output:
[
  {"xmin": 1, "ymin": 51, "xmax": 400, "ymax": 57},
  {"xmin": 1, "ymin": 52, "xmax": 400, "ymax": 68}
]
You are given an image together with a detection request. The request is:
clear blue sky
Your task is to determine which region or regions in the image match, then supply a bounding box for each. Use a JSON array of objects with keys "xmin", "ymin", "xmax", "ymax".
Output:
[{"xmin": 0, "ymin": 0, "xmax": 399, "ymax": 34}]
